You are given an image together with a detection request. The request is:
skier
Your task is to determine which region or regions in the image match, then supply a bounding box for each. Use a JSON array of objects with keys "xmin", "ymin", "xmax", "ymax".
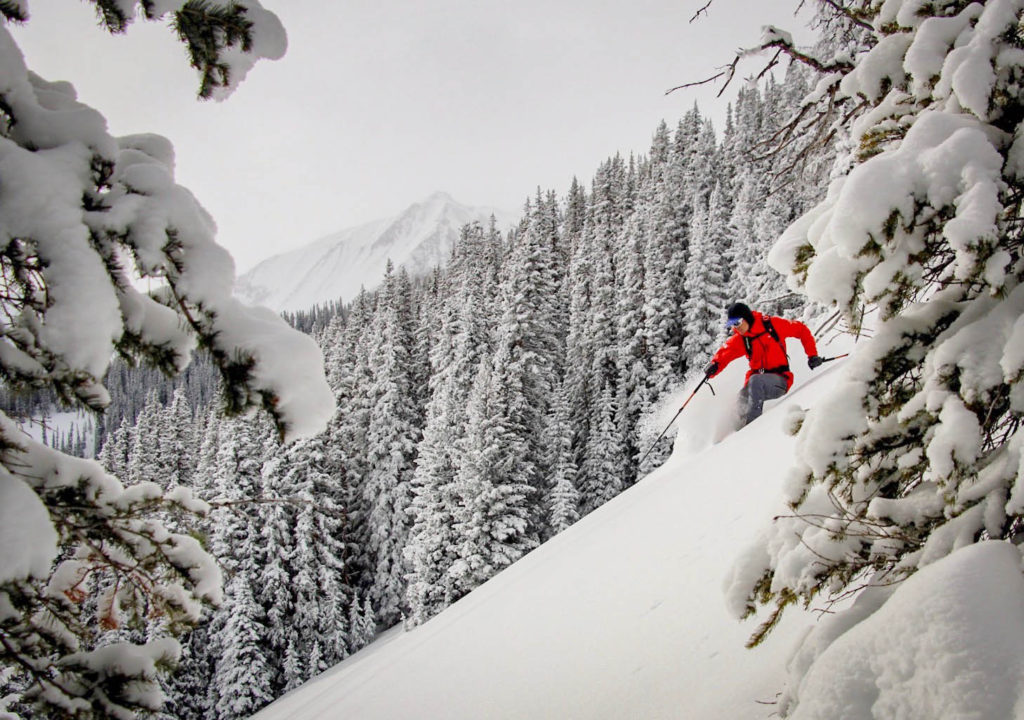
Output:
[{"xmin": 702, "ymin": 302, "xmax": 822, "ymax": 426}]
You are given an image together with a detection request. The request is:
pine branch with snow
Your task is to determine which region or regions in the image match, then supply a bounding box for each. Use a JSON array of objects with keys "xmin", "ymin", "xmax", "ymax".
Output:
[
  {"xmin": 0, "ymin": 8, "xmax": 332, "ymax": 718},
  {"xmin": 728, "ymin": 1, "xmax": 1024, "ymax": 713}
]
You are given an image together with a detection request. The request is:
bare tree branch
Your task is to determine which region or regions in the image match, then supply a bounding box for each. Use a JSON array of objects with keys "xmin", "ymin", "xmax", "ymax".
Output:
[
  {"xmin": 689, "ymin": 0, "xmax": 715, "ymax": 23},
  {"xmin": 665, "ymin": 59, "xmax": 738, "ymax": 98},
  {"xmin": 816, "ymin": 0, "xmax": 875, "ymax": 32},
  {"xmin": 668, "ymin": 26, "xmax": 853, "ymax": 100}
]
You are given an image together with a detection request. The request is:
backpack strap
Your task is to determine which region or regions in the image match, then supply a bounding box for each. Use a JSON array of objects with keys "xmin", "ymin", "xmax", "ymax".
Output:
[{"xmin": 743, "ymin": 317, "xmax": 789, "ymax": 363}]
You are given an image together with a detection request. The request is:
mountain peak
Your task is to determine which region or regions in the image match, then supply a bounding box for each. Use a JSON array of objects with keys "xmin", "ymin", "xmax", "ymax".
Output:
[
  {"xmin": 423, "ymin": 190, "xmax": 455, "ymax": 204},
  {"xmin": 235, "ymin": 193, "xmax": 518, "ymax": 312}
]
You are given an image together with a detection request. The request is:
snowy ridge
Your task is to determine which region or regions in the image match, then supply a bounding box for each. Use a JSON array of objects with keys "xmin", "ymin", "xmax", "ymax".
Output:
[
  {"xmin": 234, "ymin": 192, "xmax": 518, "ymax": 312},
  {"xmin": 253, "ymin": 333, "xmax": 1024, "ymax": 719}
]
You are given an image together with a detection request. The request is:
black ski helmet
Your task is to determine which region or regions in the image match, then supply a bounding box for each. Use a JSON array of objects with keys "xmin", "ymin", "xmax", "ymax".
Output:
[{"xmin": 726, "ymin": 302, "xmax": 755, "ymax": 327}]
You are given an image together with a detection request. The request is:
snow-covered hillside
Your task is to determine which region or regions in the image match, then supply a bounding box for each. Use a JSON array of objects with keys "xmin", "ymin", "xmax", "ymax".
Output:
[
  {"xmin": 234, "ymin": 192, "xmax": 518, "ymax": 312},
  {"xmin": 251, "ymin": 332, "xmax": 1024, "ymax": 720}
]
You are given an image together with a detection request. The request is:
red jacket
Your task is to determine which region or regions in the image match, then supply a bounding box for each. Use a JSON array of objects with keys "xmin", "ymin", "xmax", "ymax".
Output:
[{"xmin": 709, "ymin": 311, "xmax": 817, "ymax": 390}]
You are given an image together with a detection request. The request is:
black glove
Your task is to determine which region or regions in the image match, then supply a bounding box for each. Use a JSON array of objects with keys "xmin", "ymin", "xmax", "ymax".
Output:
[
  {"xmin": 703, "ymin": 361, "xmax": 719, "ymax": 378},
  {"xmin": 808, "ymin": 355, "xmax": 823, "ymax": 370}
]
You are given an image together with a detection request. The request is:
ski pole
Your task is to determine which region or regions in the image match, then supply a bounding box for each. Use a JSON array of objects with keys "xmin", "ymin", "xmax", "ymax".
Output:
[
  {"xmin": 637, "ymin": 376, "xmax": 714, "ymax": 470},
  {"xmin": 820, "ymin": 353, "xmax": 849, "ymax": 363}
]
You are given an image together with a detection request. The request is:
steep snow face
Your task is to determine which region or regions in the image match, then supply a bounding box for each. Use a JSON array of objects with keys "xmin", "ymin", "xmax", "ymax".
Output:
[
  {"xmin": 234, "ymin": 192, "xmax": 518, "ymax": 312},
  {"xmin": 252, "ymin": 331, "xmax": 1024, "ymax": 720},
  {"xmin": 251, "ymin": 342, "xmax": 840, "ymax": 720}
]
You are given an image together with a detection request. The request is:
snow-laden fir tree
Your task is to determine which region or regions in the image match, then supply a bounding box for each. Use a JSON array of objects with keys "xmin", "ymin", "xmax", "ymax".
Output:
[
  {"xmin": 449, "ymin": 352, "xmax": 538, "ymax": 599},
  {"xmin": 494, "ymin": 194, "xmax": 566, "ymax": 526},
  {"xmin": 210, "ymin": 577, "xmax": 275, "ymax": 720},
  {"xmin": 127, "ymin": 391, "xmax": 165, "ymax": 486},
  {"xmin": 723, "ymin": 2, "xmax": 1024, "ymax": 714},
  {"xmin": 616, "ymin": 166, "xmax": 655, "ymax": 479},
  {"xmin": 322, "ymin": 292, "xmax": 377, "ymax": 595},
  {"xmin": 96, "ymin": 414, "xmax": 133, "ymax": 480},
  {"xmin": 632, "ymin": 123, "xmax": 693, "ymax": 473},
  {"xmin": 578, "ymin": 157, "xmax": 631, "ymax": 514},
  {"xmin": 543, "ymin": 382, "xmax": 581, "ymax": 537},
  {"xmin": 445, "ymin": 197, "xmax": 569, "ymax": 585},
  {"xmin": 206, "ymin": 414, "xmax": 277, "ymax": 718},
  {"xmin": 681, "ymin": 183, "xmax": 730, "ymax": 361},
  {"xmin": 406, "ymin": 223, "xmax": 499, "ymax": 625},
  {"xmin": 255, "ymin": 459, "xmax": 298, "ymax": 695},
  {"xmin": 164, "ymin": 388, "xmax": 197, "ymax": 487},
  {"xmin": 0, "ymin": 5, "xmax": 332, "ymax": 718},
  {"xmin": 364, "ymin": 263, "xmax": 422, "ymax": 625},
  {"xmin": 561, "ymin": 187, "xmax": 597, "ymax": 507},
  {"xmin": 402, "ymin": 293, "xmax": 465, "ymax": 625},
  {"xmin": 274, "ymin": 434, "xmax": 360, "ymax": 689}
]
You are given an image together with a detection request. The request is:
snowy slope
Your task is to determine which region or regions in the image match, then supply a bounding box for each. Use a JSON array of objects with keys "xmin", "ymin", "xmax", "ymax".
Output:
[
  {"xmin": 252, "ymin": 343, "xmax": 839, "ymax": 720},
  {"xmin": 234, "ymin": 192, "xmax": 517, "ymax": 312},
  {"xmin": 253, "ymin": 332, "xmax": 1024, "ymax": 719}
]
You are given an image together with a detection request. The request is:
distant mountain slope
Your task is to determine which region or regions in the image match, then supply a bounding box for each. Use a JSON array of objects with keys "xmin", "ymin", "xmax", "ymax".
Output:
[{"xmin": 235, "ymin": 192, "xmax": 518, "ymax": 312}]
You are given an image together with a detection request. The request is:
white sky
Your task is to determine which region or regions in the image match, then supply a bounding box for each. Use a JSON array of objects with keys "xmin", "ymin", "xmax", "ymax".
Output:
[{"xmin": 9, "ymin": 1, "xmax": 813, "ymax": 273}]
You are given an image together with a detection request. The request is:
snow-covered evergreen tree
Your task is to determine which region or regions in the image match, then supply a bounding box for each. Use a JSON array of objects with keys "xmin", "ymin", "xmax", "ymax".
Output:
[
  {"xmin": 641, "ymin": 120, "xmax": 692, "ymax": 409},
  {"xmin": 323, "ymin": 292, "xmax": 376, "ymax": 594},
  {"xmin": 406, "ymin": 223, "xmax": 498, "ymax": 625},
  {"xmin": 0, "ymin": 7, "xmax": 332, "ymax": 718},
  {"xmin": 128, "ymin": 391, "xmax": 165, "ymax": 486},
  {"xmin": 96, "ymin": 414, "xmax": 133, "ymax": 480},
  {"xmin": 364, "ymin": 263, "xmax": 421, "ymax": 625},
  {"xmin": 211, "ymin": 577, "xmax": 276, "ymax": 720},
  {"xmin": 281, "ymin": 434, "xmax": 358, "ymax": 684},
  {"xmin": 544, "ymin": 383, "xmax": 581, "ymax": 536},
  {"xmin": 164, "ymin": 388, "xmax": 197, "ymax": 487},
  {"xmin": 615, "ymin": 168, "xmax": 654, "ymax": 480},
  {"xmin": 205, "ymin": 414, "xmax": 277, "ymax": 717},
  {"xmin": 727, "ymin": 6, "xmax": 1024, "ymax": 710},
  {"xmin": 579, "ymin": 157, "xmax": 631, "ymax": 514},
  {"xmin": 449, "ymin": 353, "xmax": 538, "ymax": 598},
  {"xmin": 682, "ymin": 182, "xmax": 730, "ymax": 360}
]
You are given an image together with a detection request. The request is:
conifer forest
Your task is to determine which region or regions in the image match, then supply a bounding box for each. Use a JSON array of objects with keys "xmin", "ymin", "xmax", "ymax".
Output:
[
  {"xmin": 1, "ymin": 65, "xmax": 837, "ymax": 717},
  {"xmin": 14, "ymin": 0, "xmax": 1024, "ymax": 716}
]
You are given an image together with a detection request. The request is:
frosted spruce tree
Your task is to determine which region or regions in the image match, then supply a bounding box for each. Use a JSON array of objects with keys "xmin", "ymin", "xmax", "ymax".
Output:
[
  {"xmin": 446, "ymin": 197, "xmax": 570, "ymax": 592},
  {"xmin": 321, "ymin": 292, "xmax": 376, "ymax": 594},
  {"xmin": 206, "ymin": 414, "xmax": 277, "ymax": 718},
  {"xmin": 721, "ymin": 2, "xmax": 1024, "ymax": 711},
  {"xmin": 681, "ymin": 184, "xmax": 730, "ymax": 361},
  {"xmin": 164, "ymin": 388, "xmax": 198, "ymax": 487},
  {"xmin": 364, "ymin": 263, "xmax": 421, "ymax": 625},
  {"xmin": 127, "ymin": 391, "xmax": 165, "ymax": 486},
  {"xmin": 632, "ymin": 123, "xmax": 692, "ymax": 473},
  {"xmin": 578, "ymin": 157, "xmax": 630, "ymax": 514},
  {"xmin": 0, "ymin": 4, "xmax": 332, "ymax": 718},
  {"xmin": 449, "ymin": 353, "xmax": 538, "ymax": 599},
  {"xmin": 406, "ymin": 223, "xmax": 499, "ymax": 625},
  {"xmin": 273, "ymin": 434, "xmax": 360, "ymax": 690},
  {"xmin": 544, "ymin": 383, "xmax": 581, "ymax": 536}
]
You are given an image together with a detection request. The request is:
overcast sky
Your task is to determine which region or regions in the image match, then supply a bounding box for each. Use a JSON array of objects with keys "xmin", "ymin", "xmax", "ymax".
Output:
[{"xmin": 10, "ymin": 1, "xmax": 813, "ymax": 273}]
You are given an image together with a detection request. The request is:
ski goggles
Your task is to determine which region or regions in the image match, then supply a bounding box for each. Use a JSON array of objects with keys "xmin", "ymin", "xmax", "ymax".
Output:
[{"xmin": 725, "ymin": 317, "xmax": 743, "ymax": 329}]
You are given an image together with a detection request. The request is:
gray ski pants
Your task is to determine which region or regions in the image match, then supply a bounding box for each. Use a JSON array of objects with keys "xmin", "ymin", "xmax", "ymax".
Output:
[{"xmin": 738, "ymin": 373, "xmax": 789, "ymax": 426}]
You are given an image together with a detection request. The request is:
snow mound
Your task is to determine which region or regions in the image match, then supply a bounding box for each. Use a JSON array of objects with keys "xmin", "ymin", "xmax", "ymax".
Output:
[{"xmin": 788, "ymin": 541, "xmax": 1024, "ymax": 720}]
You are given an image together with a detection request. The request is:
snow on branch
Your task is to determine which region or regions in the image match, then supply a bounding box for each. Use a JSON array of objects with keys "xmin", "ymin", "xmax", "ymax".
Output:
[
  {"xmin": 731, "ymin": 2, "xmax": 1024, "ymax": 713},
  {"xmin": 0, "ymin": 8, "xmax": 331, "ymax": 716}
]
